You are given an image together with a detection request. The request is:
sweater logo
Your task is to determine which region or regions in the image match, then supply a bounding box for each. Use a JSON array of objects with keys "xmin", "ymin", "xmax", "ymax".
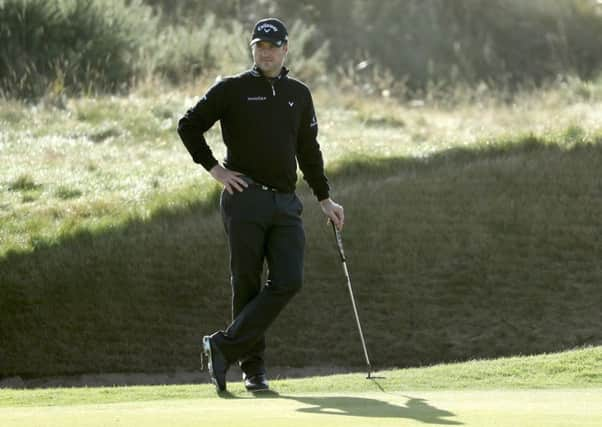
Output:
[
  {"xmin": 248, "ymin": 96, "xmax": 267, "ymax": 101},
  {"xmin": 288, "ymin": 101, "xmax": 294, "ymax": 107}
]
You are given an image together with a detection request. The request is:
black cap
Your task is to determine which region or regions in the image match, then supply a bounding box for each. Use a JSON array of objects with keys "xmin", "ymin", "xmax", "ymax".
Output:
[{"xmin": 250, "ymin": 18, "xmax": 288, "ymax": 47}]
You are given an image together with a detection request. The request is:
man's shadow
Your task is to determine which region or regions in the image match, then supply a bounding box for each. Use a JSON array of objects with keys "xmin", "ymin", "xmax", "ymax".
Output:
[{"xmin": 249, "ymin": 390, "xmax": 462, "ymax": 425}]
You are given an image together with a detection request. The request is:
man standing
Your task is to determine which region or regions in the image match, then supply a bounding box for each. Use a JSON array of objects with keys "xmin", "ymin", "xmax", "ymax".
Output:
[{"xmin": 177, "ymin": 18, "xmax": 344, "ymax": 393}]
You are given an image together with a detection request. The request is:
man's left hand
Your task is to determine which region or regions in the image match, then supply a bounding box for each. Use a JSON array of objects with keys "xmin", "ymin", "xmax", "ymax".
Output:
[{"xmin": 320, "ymin": 198, "xmax": 344, "ymax": 230}]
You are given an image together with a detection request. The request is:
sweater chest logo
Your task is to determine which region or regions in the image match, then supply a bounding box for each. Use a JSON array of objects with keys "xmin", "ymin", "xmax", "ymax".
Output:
[{"xmin": 247, "ymin": 96, "xmax": 267, "ymax": 101}]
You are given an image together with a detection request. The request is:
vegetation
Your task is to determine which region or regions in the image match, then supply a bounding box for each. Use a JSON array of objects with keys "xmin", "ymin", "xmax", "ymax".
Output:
[
  {"xmin": 1, "ymin": 349, "xmax": 601, "ymax": 427},
  {"xmin": 0, "ymin": 0, "xmax": 156, "ymax": 99},
  {"xmin": 0, "ymin": 0, "xmax": 326, "ymax": 100},
  {"xmin": 2, "ymin": 0, "xmax": 602, "ymax": 99},
  {"xmin": 1, "ymin": 0, "xmax": 601, "ymax": 379},
  {"xmin": 153, "ymin": 0, "xmax": 602, "ymax": 90},
  {"xmin": 1, "ymin": 347, "xmax": 601, "ymax": 405},
  {"xmin": 1, "ymin": 78, "xmax": 602, "ymax": 377}
]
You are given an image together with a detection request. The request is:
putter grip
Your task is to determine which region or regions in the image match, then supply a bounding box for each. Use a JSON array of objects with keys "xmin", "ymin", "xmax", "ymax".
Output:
[{"xmin": 331, "ymin": 221, "xmax": 346, "ymax": 262}]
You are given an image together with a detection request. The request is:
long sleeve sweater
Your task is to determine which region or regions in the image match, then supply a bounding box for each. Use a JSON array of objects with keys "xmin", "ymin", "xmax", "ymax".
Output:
[{"xmin": 177, "ymin": 66, "xmax": 330, "ymax": 201}]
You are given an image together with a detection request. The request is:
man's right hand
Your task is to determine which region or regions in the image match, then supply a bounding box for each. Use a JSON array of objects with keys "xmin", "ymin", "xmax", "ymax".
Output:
[{"xmin": 209, "ymin": 165, "xmax": 248, "ymax": 194}]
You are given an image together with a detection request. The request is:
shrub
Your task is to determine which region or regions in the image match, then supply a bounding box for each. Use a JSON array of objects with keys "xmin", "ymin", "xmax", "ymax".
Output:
[
  {"xmin": 143, "ymin": 15, "xmax": 249, "ymax": 83},
  {"xmin": 144, "ymin": 16, "xmax": 329, "ymax": 84},
  {"xmin": 0, "ymin": 1, "xmax": 329, "ymax": 97},
  {"xmin": 152, "ymin": 0, "xmax": 602, "ymax": 92},
  {"xmin": 0, "ymin": 0, "xmax": 157, "ymax": 100}
]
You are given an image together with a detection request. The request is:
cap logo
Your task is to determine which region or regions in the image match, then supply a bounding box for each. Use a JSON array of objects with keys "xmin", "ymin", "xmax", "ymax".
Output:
[{"xmin": 257, "ymin": 23, "xmax": 279, "ymax": 33}]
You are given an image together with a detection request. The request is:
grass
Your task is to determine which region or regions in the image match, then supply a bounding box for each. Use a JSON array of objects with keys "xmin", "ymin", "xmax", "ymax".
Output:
[
  {"xmin": 0, "ymin": 348, "xmax": 600, "ymax": 427},
  {"xmin": 3, "ymin": 392, "xmax": 599, "ymax": 427},
  {"xmin": 1, "ymin": 346, "xmax": 600, "ymax": 407},
  {"xmin": 0, "ymin": 90, "xmax": 221, "ymax": 256},
  {"xmin": 1, "ymin": 81, "xmax": 601, "ymax": 256},
  {"xmin": 7, "ymin": 175, "xmax": 41, "ymax": 192},
  {"xmin": 2, "ymin": 391, "xmax": 601, "ymax": 427},
  {"xmin": 1, "ymin": 80, "xmax": 602, "ymax": 377}
]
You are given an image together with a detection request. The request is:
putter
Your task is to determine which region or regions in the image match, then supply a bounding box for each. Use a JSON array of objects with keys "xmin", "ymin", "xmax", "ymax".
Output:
[{"xmin": 330, "ymin": 221, "xmax": 373, "ymax": 379}]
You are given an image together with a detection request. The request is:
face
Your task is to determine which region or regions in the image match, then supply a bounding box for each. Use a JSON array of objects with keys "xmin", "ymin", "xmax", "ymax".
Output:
[{"xmin": 252, "ymin": 41, "xmax": 288, "ymax": 77}]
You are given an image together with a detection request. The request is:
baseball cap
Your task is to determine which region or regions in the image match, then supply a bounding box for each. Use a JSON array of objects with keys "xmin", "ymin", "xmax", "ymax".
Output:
[{"xmin": 250, "ymin": 18, "xmax": 288, "ymax": 47}]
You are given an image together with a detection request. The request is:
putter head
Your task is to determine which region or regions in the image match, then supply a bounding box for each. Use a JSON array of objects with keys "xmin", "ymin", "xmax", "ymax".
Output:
[
  {"xmin": 367, "ymin": 373, "xmax": 387, "ymax": 380},
  {"xmin": 366, "ymin": 366, "xmax": 386, "ymax": 380}
]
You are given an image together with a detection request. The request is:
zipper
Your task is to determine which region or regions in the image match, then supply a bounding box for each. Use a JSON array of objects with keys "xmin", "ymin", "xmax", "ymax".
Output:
[{"xmin": 266, "ymin": 75, "xmax": 279, "ymax": 97}]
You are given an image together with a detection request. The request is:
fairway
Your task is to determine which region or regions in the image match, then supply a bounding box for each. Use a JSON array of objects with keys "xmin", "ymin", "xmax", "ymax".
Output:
[{"xmin": 1, "ymin": 389, "xmax": 601, "ymax": 427}]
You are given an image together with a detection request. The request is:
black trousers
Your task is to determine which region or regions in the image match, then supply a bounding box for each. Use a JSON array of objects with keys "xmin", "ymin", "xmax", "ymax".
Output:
[{"xmin": 215, "ymin": 182, "xmax": 305, "ymax": 377}]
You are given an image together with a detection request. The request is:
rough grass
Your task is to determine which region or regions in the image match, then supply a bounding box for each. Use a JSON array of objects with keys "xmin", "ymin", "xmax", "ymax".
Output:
[
  {"xmin": 2, "ymin": 82, "xmax": 602, "ymax": 257},
  {"xmin": 1, "ymin": 82, "xmax": 602, "ymax": 377}
]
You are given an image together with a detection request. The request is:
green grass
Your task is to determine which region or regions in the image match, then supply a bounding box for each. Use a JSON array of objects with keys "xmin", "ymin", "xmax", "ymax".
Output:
[
  {"xmin": 1, "ymin": 346, "xmax": 600, "ymax": 408},
  {"xmin": 1, "ymin": 83, "xmax": 602, "ymax": 377},
  {"xmin": 1, "ymin": 391, "xmax": 600, "ymax": 427},
  {"xmin": 0, "ymin": 349, "xmax": 601, "ymax": 427}
]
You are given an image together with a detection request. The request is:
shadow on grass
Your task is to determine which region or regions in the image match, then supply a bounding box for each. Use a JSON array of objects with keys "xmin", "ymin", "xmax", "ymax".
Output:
[
  {"xmin": 1, "ymin": 136, "xmax": 602, "ymax": 379},
  {"xmin": 292, "ymin": 395, "xmax": 461, "ymax": 424},
  {"xmin": 242, "ymin": 390, "xmax": 462, "ymax": 425}
]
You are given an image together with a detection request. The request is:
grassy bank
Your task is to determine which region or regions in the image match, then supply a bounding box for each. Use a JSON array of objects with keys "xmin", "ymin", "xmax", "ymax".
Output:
[
  {"xmin": 2, "ymin": 82, "xmax": 602, "ymax": 258},
  {"xmin": 1, "ymin": 85, "xmax": 602, "ymax": 377}
]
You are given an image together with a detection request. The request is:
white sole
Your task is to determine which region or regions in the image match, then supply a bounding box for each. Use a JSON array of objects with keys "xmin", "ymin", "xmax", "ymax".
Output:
[
  {"xmin": 203, "ymin": 336, "xmax": 226, "ymax": 391},
  {"xmin": 202, "ymin": 336, "xmax": 213, "ymax": 377}
]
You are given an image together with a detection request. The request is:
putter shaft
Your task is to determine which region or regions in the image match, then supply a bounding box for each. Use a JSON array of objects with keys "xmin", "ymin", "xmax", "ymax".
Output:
[{"xmin": 331, "ymin": 222, "xmax": 372, "ymax": 378}]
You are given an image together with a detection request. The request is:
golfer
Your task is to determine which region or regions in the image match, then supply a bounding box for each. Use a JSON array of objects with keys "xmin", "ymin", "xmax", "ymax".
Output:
[{"xmin": 177, "ymin": 17, "xmax": 344, "ymax": 393}]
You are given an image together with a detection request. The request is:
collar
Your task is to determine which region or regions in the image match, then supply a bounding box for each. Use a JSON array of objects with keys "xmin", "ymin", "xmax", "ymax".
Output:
[{"xmin": 251, "ymin": 65, "xmax": 289, "ymax": 79}]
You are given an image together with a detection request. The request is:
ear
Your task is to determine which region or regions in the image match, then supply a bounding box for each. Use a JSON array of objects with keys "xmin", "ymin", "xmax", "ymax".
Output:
[{"xmin": 283, "ymin": 43, "xmax": 289, "ymax": 54}]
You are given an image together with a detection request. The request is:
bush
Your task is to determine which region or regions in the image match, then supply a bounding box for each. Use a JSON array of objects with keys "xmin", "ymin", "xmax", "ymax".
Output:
[
  {"xmin": 3, "ymin": 0, "xmax": 601, "ymax": 99},
  {"xmin": 0, "ymin": 1, "xmax": 329, "ymax": 99},
  {"xmin": 144, "ymin": 16, "xmax": 329, "ymax": 84},
  {"xmin": 0, "ymin": 0, "xmax": 156, "ymax": 100},
  {"xmin": 143, "ymin": 15, "xmax": 249, "ymax": 84},
  {"xmin": 284, "ymin": 20, "xmax": 330, "ymax": 83},
  {"xmin": 306, "ymin": 0, "xmax": 602, "ymax": 92},
  {"xmin": 146, "ymin": 0, "xmax": 602, "ymax": 92}
]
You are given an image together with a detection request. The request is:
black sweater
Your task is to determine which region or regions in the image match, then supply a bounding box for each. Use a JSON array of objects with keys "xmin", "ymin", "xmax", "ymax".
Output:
[{"xmin": 177, "ymin": 67, "xmax": 330, "ymax": 201}]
